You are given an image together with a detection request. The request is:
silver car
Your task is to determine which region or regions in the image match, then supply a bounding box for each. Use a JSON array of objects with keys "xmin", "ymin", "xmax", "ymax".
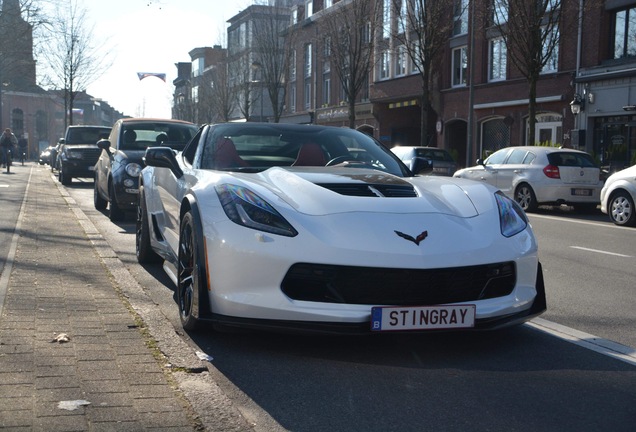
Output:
[
  {"xmin": 454, "ymin": 146, "xmax": 603, "ymax": 212},
  {"xmin": 600, "ymin": 164, "xmax": 636, "ymax": 226}
]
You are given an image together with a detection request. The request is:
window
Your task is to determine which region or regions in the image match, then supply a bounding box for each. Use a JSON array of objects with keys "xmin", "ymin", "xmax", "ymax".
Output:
[
  {"xmin": 492, "ymin": 0, "xmax": 507, "ymax": 25},
  {"xmin": 290, "ymin": 50, "xmax": 297, "ymax": 81},
  {"xmin": 192, "ymin": 57, "xmax": 204, "ymax": 78},
  {"xmin": 481, "ymin": 118, "xmax": 510, "ymax": 157},
  {"xmin": 304, "ymin": 44, "xmax": 312, "ymax": 78},
  {"xmin": 191, "ymin": 86, "xmax": 199, "ymax": 103},
  {"xmin": 489, "ymin": 37, "xmax": 506, "ymax": 81},
  {"xmin": 324, "ymin": 37, "xmax": 331, "ymax": 57},
  {"xmin": 395, "ymin": 45, "xmax": 407, "ymax": 77},
  {"xmin": 411, "ymin": 39, "xmax": 421, "ymax": 73},
  {"xmin": 323, "ymin": 73, "xmax": 331, "ymax": 106},
  {"xmin": 614, "ymin": 7, "xmax": 636, "ymax": 59},
  {"xmin": 290, "ymin": 85, "xmax": 296, "ymax": 113},
  {"xmin": 306, "ymin": 0, "xmax": 313, "ymax": 18},
  {"xmin": 453, "ymin": 0, "xmax": 468, "ymax": 36},
  {"xmin": 452, "ymin": 46, "xmax": 467, "ymax": 87},
  {"xmin": 324, "ymin": 0, "xmax": 332, "ymax": 8},
  {"xmin": 541, "ymin": 26, "xmax": 559, "ymax": 73},
  {"xmin": 383, "ymin": 0, "xmax": 391, "ymax": 39},
  {"xmin": 379, "ymin": 50, "xmax": 390, "ymax": 80},
  {"xmin": 291, "ymin": 8, "xmax": 298, "ymax": 24},
  {"xmin": 304, "ymin": 80, "xmax": 312, "ymax": 109}
]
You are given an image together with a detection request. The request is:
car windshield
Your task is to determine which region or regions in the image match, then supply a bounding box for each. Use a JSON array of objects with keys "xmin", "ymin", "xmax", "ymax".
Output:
[
  {"xmin": 120, "ymin": 123, "xmax": 198, "ymax": 151},
  {"xmin": 198, "ymin": 124, "xmax": 410, "ymax": 176},
  {"xmin": 66, "ymin": 127, "xmax": 111, "ymax": 145}
]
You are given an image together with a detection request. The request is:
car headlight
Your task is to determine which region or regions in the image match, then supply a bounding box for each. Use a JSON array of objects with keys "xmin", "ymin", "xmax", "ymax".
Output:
[
  {"xmin": 125, "ymin": 163, "xmax": 142, "ymax": 177},
  {"xmin": 216, "ymin": 184, "xmax": 298, "ymax": 237},
  {"xmin": 66, "ymin": 150, "xmax": 82, "ymax": 159},
  {"xmin": 495, "ymin": 191, "xmax": 528, "ymax": 237}
]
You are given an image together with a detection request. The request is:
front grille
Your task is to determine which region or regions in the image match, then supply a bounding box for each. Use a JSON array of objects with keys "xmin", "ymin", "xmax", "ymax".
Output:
[
  {"xmin": 68, "ymin": 147, "xmax": 101, "ymax": 164},
  {"xmin": 316, "ymin": 183, "xmax": 417, "ymax": 197},
  {"xmin": 281, "ymin": 262, "xmax": 516, "ymax": 305}
]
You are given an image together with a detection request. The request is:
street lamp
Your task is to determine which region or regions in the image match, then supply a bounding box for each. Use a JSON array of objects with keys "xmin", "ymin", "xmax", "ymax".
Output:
[{"xmin": 570, "ymin": 93, "xmax": 584, "ymax": 115}]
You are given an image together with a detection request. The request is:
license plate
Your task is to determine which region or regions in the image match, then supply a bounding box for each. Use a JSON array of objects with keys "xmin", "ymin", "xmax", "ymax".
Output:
[
  {"xmin": 371, "ymin": 304, "xmax": 475, "ymax": 332},
  {"xmin": 571, "ymin": 188, "xmax": 592, "ymax": 196}
]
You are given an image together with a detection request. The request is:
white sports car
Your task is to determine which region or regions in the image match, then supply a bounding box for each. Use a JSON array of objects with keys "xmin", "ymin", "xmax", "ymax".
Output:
[{"xmin": 137, "ymin": 123, "xmax": 546, "ymax": 333}]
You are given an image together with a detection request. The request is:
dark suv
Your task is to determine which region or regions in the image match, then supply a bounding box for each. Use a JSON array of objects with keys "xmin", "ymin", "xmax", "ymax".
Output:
[{"xmin": 57, "ymin": 125, "xmax": 112, "ymax": 185}]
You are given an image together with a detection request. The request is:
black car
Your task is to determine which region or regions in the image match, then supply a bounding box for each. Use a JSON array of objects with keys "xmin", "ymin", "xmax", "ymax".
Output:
[
  {"xmin": 93, "ymin": 118, "xmax": 198, "ymax": 221},
  {"xmin": 57, "ymin": 125, "xmax": 112, "ymax": 184},
  {"xmin": 391, "ymin": 146, "xmax": 459, "ymax": 176}
]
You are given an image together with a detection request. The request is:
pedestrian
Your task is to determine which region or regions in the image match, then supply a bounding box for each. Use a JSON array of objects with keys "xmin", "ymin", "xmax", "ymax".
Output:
[{"xmin": 1, "ymin": 128, "xmax": 18, "ymax": 168}]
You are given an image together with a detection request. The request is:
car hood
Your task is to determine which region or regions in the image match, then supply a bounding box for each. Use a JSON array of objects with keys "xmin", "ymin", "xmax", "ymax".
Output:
[
  {"xmin": 223, "ymin": 167, "xmax": 487, "ymax": 218},
  {"xmin": 608, "ymin": 164, "xmax": 636, "ymax": 182}
]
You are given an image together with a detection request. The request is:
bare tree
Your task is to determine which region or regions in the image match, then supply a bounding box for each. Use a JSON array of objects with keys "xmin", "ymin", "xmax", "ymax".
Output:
[
  {"xmin": 251, "ymin": 1, "xmax": 295, "ymax": 123},
  {"xmin": 393, "ymin": 0, "xmax": 455, "ymax": 147},
  {"xmin": 41, "ymin": 0, "xmax": 110, "ymax": 128},
  {"xmin": 318, "ymin": 0, "xmax": 381, "ymax": 129},
  {"xmin": 208, "ymin": 62, "xmax": 236, "ymax": 122},
  {"xmin": 488, "ymin": 0, "xmax": 598, "ymax": 146}
]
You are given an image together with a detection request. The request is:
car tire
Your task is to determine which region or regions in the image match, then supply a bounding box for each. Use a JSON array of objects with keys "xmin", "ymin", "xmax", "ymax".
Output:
[
  {"xmin": 177, "ymin": 210, "xmax": 207, "ymax": 331},
  {"xmin": 136, "ymin": 187, "xmax": 161, "ymax": 264},
  {"xmin": 515, "ymin": 183, "xmax": 538, "ymax": 212},
  {"xmin": 608, "ymin": 190, "xmax": 636, "ymax": 227},
  {"xmin": 108, "ymin": 181, "xmax": 125, "ymax": 222},
  {"xmin": 60, "ymin": 167, "xmax": 72, "ymax": 185},
  {"xmin": 94, "ymin": 180, "xmax": 107, "ymax": 210}
]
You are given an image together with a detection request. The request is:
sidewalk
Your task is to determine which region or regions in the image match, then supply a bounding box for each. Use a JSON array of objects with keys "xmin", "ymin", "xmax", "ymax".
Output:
[{"xmin": 0, "ymin": 166, "xmax": 200, "ymax": 431}]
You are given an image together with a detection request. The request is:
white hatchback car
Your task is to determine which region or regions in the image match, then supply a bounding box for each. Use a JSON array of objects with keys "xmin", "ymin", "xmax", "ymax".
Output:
[
  {"xmin": 453, "ymin": 146, "xmax": 603, "ymax": 212},
  {"xmin": 600, "ymin": 164, "xmax": 636, "ymax": 226}
]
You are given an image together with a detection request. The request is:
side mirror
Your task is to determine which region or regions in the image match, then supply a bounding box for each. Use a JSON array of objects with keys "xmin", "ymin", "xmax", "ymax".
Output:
[
  {"xmin": 97, "ymin": 139, "xmax": 111, "ymax": 151},
  {"xmin": 411, "ymin": 156, "xmax": 434, "ymax": 175},
  {"xmin": 58, "ymin": 138, "xmax": 65, "ymax": 144},
  {"xmin": 476, "ymin": 158, "xmax": 485, "ymax": 165},
  {"xmin": 144, "ymin": 146, "xmax": 184, "ymax": 178}
]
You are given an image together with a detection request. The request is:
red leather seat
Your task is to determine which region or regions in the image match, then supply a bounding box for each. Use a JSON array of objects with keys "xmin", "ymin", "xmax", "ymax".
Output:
[{"xmin": 292, "ymin": 143, "xmax": 326, "ymax": 166}]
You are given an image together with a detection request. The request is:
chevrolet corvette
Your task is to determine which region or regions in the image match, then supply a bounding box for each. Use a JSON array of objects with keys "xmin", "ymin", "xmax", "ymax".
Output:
[{"xmin": 137, "ymin": 122, "xmax": 545, "ymax": 333}]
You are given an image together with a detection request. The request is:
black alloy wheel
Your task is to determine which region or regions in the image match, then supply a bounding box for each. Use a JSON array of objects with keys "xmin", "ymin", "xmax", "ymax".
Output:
[
  {"xmin": 136, "ymin": 187, "xmax": 161, "ymax": 264},
  {"xmin": 177, "ymin": 211, "xmax": 206, "ymax": 331}
]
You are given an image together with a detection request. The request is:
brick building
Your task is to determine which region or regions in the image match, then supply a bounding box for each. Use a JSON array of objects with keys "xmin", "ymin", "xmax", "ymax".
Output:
[{"xmin": 179, "ymin": 0, "xmax": 635, "ymax": 171}]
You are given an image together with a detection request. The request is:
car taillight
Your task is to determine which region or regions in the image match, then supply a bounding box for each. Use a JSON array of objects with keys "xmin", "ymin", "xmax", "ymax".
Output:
[{"xmin": 543, "ymin": 164, "xmax": 560, "ymax": 179}]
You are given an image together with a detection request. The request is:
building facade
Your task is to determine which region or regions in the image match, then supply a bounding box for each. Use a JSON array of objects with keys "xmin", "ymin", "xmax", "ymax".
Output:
[{"xmin": 178, "ymin": 0, "xmax": 636, "ymax": 172}]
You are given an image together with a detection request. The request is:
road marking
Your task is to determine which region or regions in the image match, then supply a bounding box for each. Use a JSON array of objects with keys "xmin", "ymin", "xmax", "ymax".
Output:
[
  {"xmin": 529, "ymin": 213, "xmax": 636, "ymax": 231},
  {"xmin": 570, "ymin": 246, "xmax": 632, "ymax": 258},
  {"xmin": 0, "ymin": 184, "xmax": 8, "ymax": 187},
  {"xmin": 527, "ymin": 318, "xmax": 636, "ymax": 367}
]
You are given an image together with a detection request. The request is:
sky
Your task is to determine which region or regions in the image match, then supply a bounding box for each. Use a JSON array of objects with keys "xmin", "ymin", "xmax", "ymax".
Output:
[{"xmin": 76, "ymin": 0, "xmax": 250, "ymax": 119}]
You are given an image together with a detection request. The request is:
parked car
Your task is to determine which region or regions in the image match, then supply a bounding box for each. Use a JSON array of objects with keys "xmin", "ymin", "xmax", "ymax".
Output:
[
  {"xmin": 137, "ymin": 122, "xmax": 545, "ymax": 333},
  {"xmin": 600, "ymin": 164, "xmax": 636, "ymax": 226},
  {"xmin": 56, "ymin": 125, "xmax": 112, "ymax": 185},
  {"xmin": 94, "ymin": 118, "xmax": 198, "ymax": 221},
  {"xmin": 453, "ymin": 146, "xmax": 603, "ymax": 212},
  {"xmin": 391, "ymin": 146, "xmax": 458, "ymax": 176},
  {"xmin": 38, "ymin": 146, "xmax": 55, "ymax": 165}
]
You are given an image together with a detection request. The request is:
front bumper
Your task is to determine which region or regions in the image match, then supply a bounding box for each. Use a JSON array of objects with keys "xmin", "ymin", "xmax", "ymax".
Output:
[{"xmin": 205, "ymin": 263, "xmax": 546, "ymax": 334}]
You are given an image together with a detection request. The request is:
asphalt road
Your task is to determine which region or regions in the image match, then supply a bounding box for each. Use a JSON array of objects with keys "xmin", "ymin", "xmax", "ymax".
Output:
[{"xmin": 21, "ymin": 170, "xmax": 636, "ymax": 431}]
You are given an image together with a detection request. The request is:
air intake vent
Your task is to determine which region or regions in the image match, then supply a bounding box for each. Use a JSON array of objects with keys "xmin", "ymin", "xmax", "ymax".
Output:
[{"xmin": 317, "ymin": 183, "xmax": 417, "ymax": 197}]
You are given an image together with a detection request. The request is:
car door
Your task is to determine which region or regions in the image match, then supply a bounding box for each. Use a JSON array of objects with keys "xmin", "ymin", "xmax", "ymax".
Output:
[
  {"xmin": 495, "ymin": 148, "xmax": 534, "ymax": 197},
  {"xmin": 460, "ymin": 148, "xmax": 510, "ymax": 186},
  {"xmin": 155, "ymin": 129, "xmax": 204, "ymax": 254}
]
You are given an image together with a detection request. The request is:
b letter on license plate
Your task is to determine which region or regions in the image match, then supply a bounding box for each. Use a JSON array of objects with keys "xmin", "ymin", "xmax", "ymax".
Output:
[{"xmin": 371, "ymin": 304, "xmax": 475, "ymax": 331}]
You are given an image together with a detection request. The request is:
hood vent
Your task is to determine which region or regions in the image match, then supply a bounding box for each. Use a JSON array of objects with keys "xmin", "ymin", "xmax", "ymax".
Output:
[{"xmin": 316, "ymin": 183, "xmax": 417, "ymax": 197}]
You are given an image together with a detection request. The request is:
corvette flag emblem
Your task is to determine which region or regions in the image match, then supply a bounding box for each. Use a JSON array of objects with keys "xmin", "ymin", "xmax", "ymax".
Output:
[{"xmin": 394, "ymin": 230, "xmax": 428, "ymax": 245}]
